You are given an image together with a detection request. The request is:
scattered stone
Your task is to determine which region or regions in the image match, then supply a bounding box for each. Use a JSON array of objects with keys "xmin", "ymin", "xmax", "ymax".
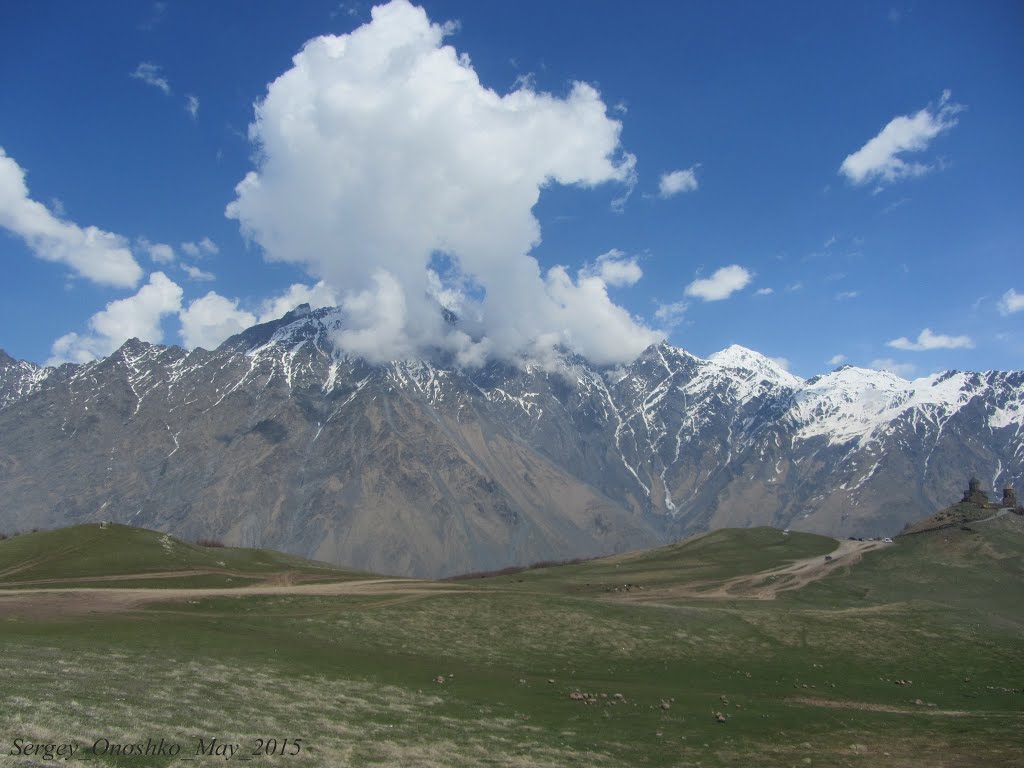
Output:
[
  {"xmin": 613, "ymin": 693, "xmax": 624, "ymax": 700},
  {"xmin": 660, "ymin": 700, "xmax": 671, "ymax": 710},
  {"xmin": 434, "ymin": 675, "xmax": 445, "ymax": 684},
  {"xmin": 714, "ymin": 711, "xmax": 727, "ymax": 723}
]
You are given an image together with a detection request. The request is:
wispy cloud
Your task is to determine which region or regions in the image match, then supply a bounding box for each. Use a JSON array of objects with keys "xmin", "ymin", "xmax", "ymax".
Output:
[
  {"xmin": 185, "ymin": 94, "xmax": 200, "ymax": 121},
  {"xmin": 130, "ymin": 62, "xmax": 171, "ymax": 94},
  {"xmin": 139, "ymin": 1, "xmax": 167, "ymax": 31},
  {"xmin": 827, "ymin": 354, "xmax": 847, "ymax": 365},
  {"xmin": 654, "ymin": 301, "xmax": 687, "ymax": 328},
  {"xmin": 684, "ymin": 265, "xmax": 752, "ymax": 301},
  {"xmin": 182, "ymin": 263, "xmax": 215, "ymax": 281},
  {"xmin": 887, "ymin": 327, "xmax": 974, "ymax": 351},
  {"xmin": 180, "ymin": 237, "xmax": 218, "ymax": 258},
  {"xmin": 835, "ymin": 290, "xmax": 860, "ymax": 301},
  {"xmin": 840, "ymin": 91, "xmax": 962, "ymax": 186},
  {"xmin": 755, "ymin": 287, "xmax": 774, "ymax": 296},
  {"xmin": 870, "ymin": 357, "xmax": 917, "ymax": 377}
]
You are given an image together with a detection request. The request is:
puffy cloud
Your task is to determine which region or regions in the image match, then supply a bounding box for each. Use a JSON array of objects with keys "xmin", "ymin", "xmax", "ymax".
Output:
[
  {"xmin": 827, "ymin": 354, "xmax": 847, "ymax": 366},
  {"xmin": 226, "ymin": 0, "xmax": 647, "ymax": 367},
  {"xmin": 657, "ymin": 166, "xmax": 698, "ymax": 198},
  {"xmin": 47, "ymin": 272, "xmax": 183, "ymax": 364},
  {"xmin": 181, "ymin": 263, "xmax": 215, "ymax": 281},
  {"xmin": 0, "ymin": 147, "xmax": 142, "ymax": 288},
  {"xmin": 257, "ymin": 280, "xmax": 339, "ymax": 323},
  {"xmin": 130, "ymin": 62, "xmax": 171, "ymax": 94},
  {"xmin": 581, "ymin": 249, "xmax": 642, "ymax": 287},
  {"xmin": 998, "ymin": 288, "xmax": 1024, "ymax": 316},
  {"xmin": 870, "ymin": 358, "xmax": 917, "ymax": 378},
  {"xmin": 769, "ymin": 356, "xmax": 791, "ymax": 372},
  {"xmin": 180, "ymin": 237, "xmax": 218, "ymax": 257},
  {"xmin": 684, "ymin": 265, "xmax": 752, "ymax": 301},
  {"xmin": 138, "ymin": 238, "xmax": 175, "ymax": 264},
  {"xmin": 179, "ymin": 292, "xmax": 256, "ymax": 350},
  {"xmin": 887, "ymin": 327, "xmax": 974, "ymax": 351},
  {"xmin": 840, "ymin": 91, "xmax": 962, "ymax": 185},
  {"xmin": 185, "ymin": 94, "xmax": 200, "ymax": 120}
]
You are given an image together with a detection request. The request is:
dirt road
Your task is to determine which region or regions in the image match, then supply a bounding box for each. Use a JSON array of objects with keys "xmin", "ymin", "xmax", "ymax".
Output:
[
  {"xmin": 615, "ymin": 539, "xmax": 888, "ymax": 602},
  {"xmin": 0, "ymin": 577, "xmax": 470, "ymax": 619}
]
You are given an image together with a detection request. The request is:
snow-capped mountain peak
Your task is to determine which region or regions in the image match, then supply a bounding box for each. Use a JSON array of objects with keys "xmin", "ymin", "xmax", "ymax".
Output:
[{"xmin": 707, "ymin": 344, "xmax": 803, "ymax": 390}]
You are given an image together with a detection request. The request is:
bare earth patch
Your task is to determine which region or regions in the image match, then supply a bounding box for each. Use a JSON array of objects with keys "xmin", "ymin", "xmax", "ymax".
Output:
[
  {"xmin": 612, "ymin": 539, "xmax": 887, "ymax": 601},
  {"xmin": 0, "ymin": 578, "xmax": 473, "ymax": 619}
]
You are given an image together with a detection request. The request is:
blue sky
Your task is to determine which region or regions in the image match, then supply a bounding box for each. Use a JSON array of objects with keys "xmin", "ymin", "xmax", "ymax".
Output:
[{"xmin": 1, "ymin": 0, "xmax": 1022, "ymax": 377}]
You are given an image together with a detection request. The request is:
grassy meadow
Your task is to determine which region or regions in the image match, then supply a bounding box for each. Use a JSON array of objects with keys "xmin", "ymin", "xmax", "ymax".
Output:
[{"xmin": 1, "ymin": 520, "xmax": 1021, "ymax": 767}]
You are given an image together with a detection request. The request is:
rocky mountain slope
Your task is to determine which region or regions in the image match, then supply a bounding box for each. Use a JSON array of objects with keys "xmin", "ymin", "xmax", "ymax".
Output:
[{"xmin": 1, "ymin": 305, "xmax": 1022, "ymax": 576}]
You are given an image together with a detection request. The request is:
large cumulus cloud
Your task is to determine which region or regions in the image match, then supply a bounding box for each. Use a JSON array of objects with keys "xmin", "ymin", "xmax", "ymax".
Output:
[{"xmin": 227, "ymin": 0, "xmax": 659, "ymax": 366}]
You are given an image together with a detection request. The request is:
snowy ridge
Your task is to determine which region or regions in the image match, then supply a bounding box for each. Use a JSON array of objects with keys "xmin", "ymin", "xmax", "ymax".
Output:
[{"xmin": 791, "ymin": 367, "xmax": 997, "ymax": 446}]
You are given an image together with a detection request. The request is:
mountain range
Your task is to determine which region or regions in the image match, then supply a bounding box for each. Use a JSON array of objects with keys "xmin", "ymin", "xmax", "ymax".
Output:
[{"xmin": 1, "ymin": 305, "xmax": 1022, "ymax": 577}]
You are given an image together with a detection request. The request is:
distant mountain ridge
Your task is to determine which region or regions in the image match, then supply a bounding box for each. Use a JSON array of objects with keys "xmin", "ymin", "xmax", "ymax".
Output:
[{"xmin": 1, "ymin": 305, "xmax": 1022, "ymax": 577}]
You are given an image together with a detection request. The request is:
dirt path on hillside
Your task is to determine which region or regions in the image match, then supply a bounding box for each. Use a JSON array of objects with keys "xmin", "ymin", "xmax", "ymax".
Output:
[
  {"xmin": 0, "ymin": 578, "xmax": 472, "ymax": 620},
  {"xmin": 615, "ymin": 539, "xmax": 888, "ymax": 602}
]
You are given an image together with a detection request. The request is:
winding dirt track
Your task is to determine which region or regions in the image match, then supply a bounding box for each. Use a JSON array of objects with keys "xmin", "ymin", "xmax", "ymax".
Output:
[
  {"xmin": 613, "ymin": 539, "xmax": 888, "ymax": 602},
  {"xmin": 0, "ymin": 539, "xmax": 890, "ymax": 618},
  {"xmin": 0, "ymin": 577, "xmax": 470, "ymax": 620}
]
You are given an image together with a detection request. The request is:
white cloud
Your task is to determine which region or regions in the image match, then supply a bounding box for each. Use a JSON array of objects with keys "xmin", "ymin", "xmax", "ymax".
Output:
[
  {"xmin": 840, "ymin": 91, "xmax": 962, "ymax": 185},
  {"xmin": 654, "ymin": 301, "xmax": 687, "ymax": 328},
  {"xmin": 47, "ymin": 272, "xmax": 183, "ymax": 364},
  {"xmin": 182, "ymin": 263, "xmax": 215, "ymax": 281},
  {"xmin": 769, "ymin": 356, "xmax": 791, "ymax": 372},
  {"xmin": 226, "ymin": 0, "xmax": 648, "ymax": 367},
  {"xmin": 835, "ymin": 290, "xmax": 859, "ymax": 301},
  {"xmin": 180, "ymin": 237, "xmax": 219, "ymax": 258},
  {"xmin": 887, "ymin": 327, "xmax": 974, "ymax": 351},
  {"xmin": 185, "ymin": 94, "xmax": 200, "ymax": 120},
  {"xmin": 657, "ymin": 166, "xmax": 699, "ymax": 198},
  {"xmin": 581, "ymin": 249, "xmax": 642, "ymax": 287},
  {"xmin": 659, "ymin": 167, "xmax": 700, "ymax": 199},
  {"xmin": 684, "ymin": 265, "xmax": 752, "ymax": 301},
  {"xmin": 130, "ymin": 62, "xmax": 171, "ymax": 94},
  {"xmin": 0, "ymin": 147, "xmax": 142, "ymax": 288},
  {"xmin": 179, "ymin": 292, "xmax": 256, "ymax": 350},
  {"xmin": 754, "ymin": 287, "xmax": 774, "ymax": 296},
  {"xmin": 138, "ymin": 238, "xmax": 175, "ymax": 264},
  {"xmin": 998, "ymin": 288, "xmax": 1024, "ymax": 316},
  {"xmin": 870, "ymin": 357, "xmax": 917, "ymax": 378},
  {"xmin": 257, "ymin": 281, "xmax": 340, "ymax": 324},
  {"xmin": 827, "ymin": 354, "xmax": 847, "ymax": 366}
]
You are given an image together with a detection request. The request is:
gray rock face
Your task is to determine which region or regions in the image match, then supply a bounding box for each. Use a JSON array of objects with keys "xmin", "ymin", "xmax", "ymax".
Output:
[{"xmin": 1, "ymin": 306, "xmax": 1022, "ymax": 576}]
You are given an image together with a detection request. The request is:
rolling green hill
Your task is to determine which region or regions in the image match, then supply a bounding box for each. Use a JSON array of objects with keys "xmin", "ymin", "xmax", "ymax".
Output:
[
  {"xmin": 0, "ymin": 523, "xmax": 363, "ymax": 588},
  {"xmin": 1, "ymin": 517, "xmax": 1021, "ymax": 767}
]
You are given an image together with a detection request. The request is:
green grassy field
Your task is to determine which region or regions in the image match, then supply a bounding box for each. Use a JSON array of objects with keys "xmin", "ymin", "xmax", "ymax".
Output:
[
  {"xmin": 0, "ymin": 524, "xmax": 363, "ymax": 587},
  {"xmin": 1, "ymin": 519, "xmax": 1022, "ymax": 767}
]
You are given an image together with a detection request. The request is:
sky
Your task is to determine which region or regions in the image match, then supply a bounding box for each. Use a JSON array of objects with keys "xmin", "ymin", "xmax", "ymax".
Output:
[{"xmin": 1, "ymin": 0, "xmax": 1022, "ymax": 378}]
